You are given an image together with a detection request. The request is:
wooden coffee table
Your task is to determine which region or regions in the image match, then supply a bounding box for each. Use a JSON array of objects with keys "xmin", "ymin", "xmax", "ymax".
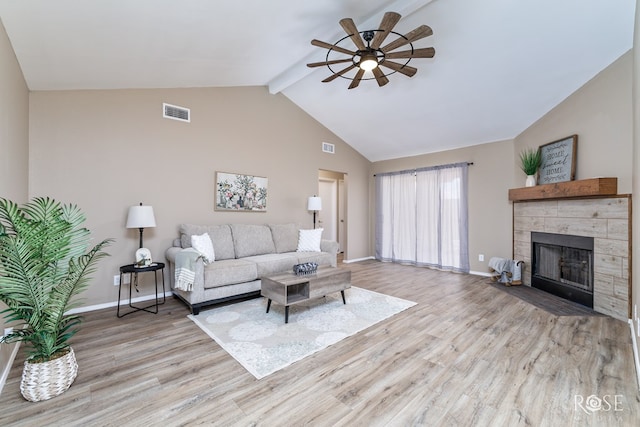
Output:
[{"xmin": 261, "ymin": 267, "xmax": 351, "ymax": 323}]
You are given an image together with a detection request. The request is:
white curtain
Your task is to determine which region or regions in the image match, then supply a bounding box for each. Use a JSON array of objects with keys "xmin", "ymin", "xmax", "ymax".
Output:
[
  {"xmin": 376, "ymin": 163, "xmax": 469, "ymax": 273},
  {"xmin": 376, "ymin": 171, "xmax": 416, "ymax": 263}
]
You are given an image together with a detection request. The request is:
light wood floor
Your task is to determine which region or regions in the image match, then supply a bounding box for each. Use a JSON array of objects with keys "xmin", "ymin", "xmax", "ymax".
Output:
[{"xmin": 1, "ymin": 259, "xmax": 639, "ymax": 426}]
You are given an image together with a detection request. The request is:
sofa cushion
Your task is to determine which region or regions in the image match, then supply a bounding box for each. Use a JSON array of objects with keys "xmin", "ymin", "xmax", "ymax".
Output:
[
  {"xmin": 243, "ymin": 253, "xmax": 299, "ymax": 277},
  {"xmin": 231, "ymin": 224, "xmax": 276, "ymax": 258},
  {"xmin": 203, "ymin": 259, "xmax": 258, "ymax": 289},
  {"xmin": 179, "ymin": 224, "xmax": 235, "ymax": 260},
  {"xmin": 269, "ymin": 223, "xmax": 299, "ymax": 253},
  {"xmin": 295, "ymin": 251, "xmax": 333, "ymax": 266}
]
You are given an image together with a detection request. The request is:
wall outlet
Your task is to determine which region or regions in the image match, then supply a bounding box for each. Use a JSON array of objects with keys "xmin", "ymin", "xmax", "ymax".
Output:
[
  {"xmin": 113, "ymin": 275, "xmax": 120, "ymax": 286},
  {"xmin": 3, "ymin": 327, "xmax": 13, "ymax": 337},
  {"xmin": 478, "ymin": 254, "xmax": 484, "ymax": 262}
]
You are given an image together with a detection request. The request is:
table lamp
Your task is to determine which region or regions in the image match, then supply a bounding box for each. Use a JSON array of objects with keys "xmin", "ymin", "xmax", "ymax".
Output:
[{"xmin": 126, "ymin": 202, "xmax": 156, "ymax": 267}]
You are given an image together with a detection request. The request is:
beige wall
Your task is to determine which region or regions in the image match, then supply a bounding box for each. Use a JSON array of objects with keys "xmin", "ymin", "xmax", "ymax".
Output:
[
  {"xmin": 514, "ymin": 50, "xmax": 633, "ymax": 194},
  {"xmin": 28, "ymin": 87, "xmax": 371, "ymax": 308},
  {"xmin": 370, "ymin": 139, "xmax": 516, "ymax": 273},
  {"xmin": 632, "ymin": 0, "xmax": 640, "ymax": 367},
  {"xmin": 0, "ymin": 19, "xmax": 28, "ymax": 201},
  {"xmin": 0, "ymin": 17, "xmax": 29, "ymax": 385}
]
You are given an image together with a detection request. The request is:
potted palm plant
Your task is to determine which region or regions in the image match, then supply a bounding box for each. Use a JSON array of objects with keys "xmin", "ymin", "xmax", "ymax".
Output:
[
  {"xmin": 0, "ymin": 197, "xmax": 111, "ymax": 402},
  {"xmin": 519, "ymin": 147, "xmax": 542, "ymax": 187}
]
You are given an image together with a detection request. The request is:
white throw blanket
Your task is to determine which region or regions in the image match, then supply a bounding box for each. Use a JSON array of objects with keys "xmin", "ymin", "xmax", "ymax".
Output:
[
  {"xmin": 174, "ymin": 248, "xmax": 202, "ymax": 292},
  {"xmin": 488, "ymin": 257, "xmax": 523, "ymax": 283},
  {"xmin": 488, "ymin": 257, "xmax": 511, "ymax": 274}
]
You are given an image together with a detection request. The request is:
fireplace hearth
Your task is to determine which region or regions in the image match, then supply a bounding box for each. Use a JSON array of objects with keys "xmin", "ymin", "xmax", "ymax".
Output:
[{"xmin": 531, "ymin": 232, "xmax": 594, "ymax": 308}]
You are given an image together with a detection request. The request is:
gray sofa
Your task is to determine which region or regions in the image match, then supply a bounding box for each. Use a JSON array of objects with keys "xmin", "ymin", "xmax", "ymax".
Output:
[{"xmin": 165, "ymin": 223, "xmax": 338, "ymax": 314}]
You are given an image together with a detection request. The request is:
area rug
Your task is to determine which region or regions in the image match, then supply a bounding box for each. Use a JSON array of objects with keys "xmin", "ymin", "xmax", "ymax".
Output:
[{"xmin": 188, "ymin": 287, "xmax": 416, "ymax": 379}]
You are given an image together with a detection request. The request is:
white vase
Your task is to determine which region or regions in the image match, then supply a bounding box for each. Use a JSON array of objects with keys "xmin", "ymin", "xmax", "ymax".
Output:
[{"xmin": 525, "ymin": 175, "xmax": 536, "ymax": 187}]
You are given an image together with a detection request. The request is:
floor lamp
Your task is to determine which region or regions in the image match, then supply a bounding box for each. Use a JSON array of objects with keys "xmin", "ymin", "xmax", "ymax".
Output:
[{"xmin": 307, "ymin": 196, "xmax": 322, "ymax": 229}]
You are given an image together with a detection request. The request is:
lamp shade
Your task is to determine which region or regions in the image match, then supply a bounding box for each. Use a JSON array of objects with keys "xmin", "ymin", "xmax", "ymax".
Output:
[
  {"xmin": 307, "ymin": 196, "xmax": 322, "ymax": 211},
  {"xmin": 126, "ymin": 204, "xmax": 156, "ymax": 229}
]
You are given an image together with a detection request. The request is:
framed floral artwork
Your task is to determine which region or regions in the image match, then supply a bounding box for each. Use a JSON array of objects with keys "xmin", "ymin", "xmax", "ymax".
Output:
[{"xmin": 215, "ymin": 172, "xmax": 268, "ymax": 212}]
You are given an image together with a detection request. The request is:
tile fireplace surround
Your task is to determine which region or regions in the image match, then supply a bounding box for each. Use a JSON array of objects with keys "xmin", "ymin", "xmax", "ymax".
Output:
[{"xmin": 512, "ymin": 195, "xmax": 631, "ymax": 321}]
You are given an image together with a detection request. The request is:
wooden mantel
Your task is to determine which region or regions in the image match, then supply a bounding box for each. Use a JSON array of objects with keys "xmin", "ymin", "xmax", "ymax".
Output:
[{"xmin": 508, "ymin": 177, "xmax": 617, "ymax": 201}]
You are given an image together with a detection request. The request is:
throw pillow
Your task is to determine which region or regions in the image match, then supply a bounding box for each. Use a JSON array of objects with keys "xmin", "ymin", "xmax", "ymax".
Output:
[
  {"xmin": 191, "ymin": 232, "xmax": 215, "ymax": 263},
  {"xmin": 297, "ymin": 228, "xmax": 323, "ymax": 252}
]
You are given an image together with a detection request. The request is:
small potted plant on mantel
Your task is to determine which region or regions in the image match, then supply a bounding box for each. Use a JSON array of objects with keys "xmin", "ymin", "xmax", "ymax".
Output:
[
  {"xmin": 519, "ymin": 147, "xmax": 542, "ymax": 187},
  {"xmin": 0, "ymin": 197, "xmax": 112, "ymax": 402}
]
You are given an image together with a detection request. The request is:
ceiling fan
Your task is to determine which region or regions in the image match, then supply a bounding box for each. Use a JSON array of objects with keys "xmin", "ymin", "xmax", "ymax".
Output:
[{"xmin": 307, "ymin": 11, "xmax": 435, "ymax": 89}]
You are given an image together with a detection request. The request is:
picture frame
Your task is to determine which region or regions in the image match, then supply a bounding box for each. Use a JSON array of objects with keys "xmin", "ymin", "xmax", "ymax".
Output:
[
  {"xmin": 538, "ymin": 135, "xmax": 577, "ymax": 185},
  {"xmin": 215, "ymin": 171, "xmax": 268, "ymax": 212}
]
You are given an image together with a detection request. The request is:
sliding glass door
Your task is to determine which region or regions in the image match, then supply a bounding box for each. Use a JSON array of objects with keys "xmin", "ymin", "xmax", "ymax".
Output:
[{"xmin": 375, "ymin": 162, "xmax": 469, "ymax": 273}]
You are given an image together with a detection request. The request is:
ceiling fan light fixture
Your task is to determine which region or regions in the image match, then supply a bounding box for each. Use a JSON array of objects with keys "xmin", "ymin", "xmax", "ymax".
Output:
[
  {"xmin": 359, "ymin": 53, "xmax": 379, "ymax": 71},
  {"xmin": 308, "ymin": 11, "xmax": 435, "ymax": 89}
]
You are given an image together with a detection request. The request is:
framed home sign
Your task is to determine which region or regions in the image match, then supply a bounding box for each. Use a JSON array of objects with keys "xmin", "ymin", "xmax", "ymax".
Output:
[
  {"xmin": 538, "ymin": 135, "xmax": 577, "ymax": 185},
  {"xmin": 215, "ymin": 171, "xmax": 268, "ymax": 212}
]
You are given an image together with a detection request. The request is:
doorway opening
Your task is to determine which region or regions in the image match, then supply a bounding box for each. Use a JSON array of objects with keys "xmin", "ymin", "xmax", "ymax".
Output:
[{"xmin": 318, "ymin": 170, "xmax": 347, "ymax": 256}]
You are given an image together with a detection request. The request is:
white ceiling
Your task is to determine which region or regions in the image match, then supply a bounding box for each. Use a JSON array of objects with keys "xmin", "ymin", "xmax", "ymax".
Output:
[{"xmin": 0, "ymin": 0, "xmax": 634, "ymax": 162}]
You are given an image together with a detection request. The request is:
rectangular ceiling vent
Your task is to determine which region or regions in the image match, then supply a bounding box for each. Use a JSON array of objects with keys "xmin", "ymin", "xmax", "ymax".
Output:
[
  {"xmin": 322, "ymin": 142, "xmax": 335, "ymax": 154},
  {"xmin": 163, "ymin": 103, "xmax": 190, "ymax": 123}
]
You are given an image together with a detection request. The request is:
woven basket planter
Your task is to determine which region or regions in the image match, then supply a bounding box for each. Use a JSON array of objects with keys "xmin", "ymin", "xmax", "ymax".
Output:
[{"xmin": 20, "ymin": 347, "xmax": 78, "ymax": 402}]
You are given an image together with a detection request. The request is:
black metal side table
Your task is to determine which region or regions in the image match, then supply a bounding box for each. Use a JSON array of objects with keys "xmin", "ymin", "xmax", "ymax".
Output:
[{"xmin": 117, "ymin": 262, "xmax": 166, "ymax": 318}]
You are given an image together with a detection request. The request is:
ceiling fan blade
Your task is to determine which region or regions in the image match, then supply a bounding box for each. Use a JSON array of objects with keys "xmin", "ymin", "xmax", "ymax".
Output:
[
  {"xmin": 372, "ymin": 67, "xmax": 389, "ymax": 87},
  {"xmin": 370, "ymin": 11, "xmax": 402, "ymax": 49},
  {"xmin": 322, "ymin": 64, "xmax": 357, "ymax": 83},
  {"xmin": 381, "ymin": 25, "xmax": 433, "ymax": 53},
  {"xmin": 384, "ymin": 47, "xmax": 435, "ymax": 60},
  {"xmin": 307, "ymin": 58, "xmax": 354, "ymax": 68},
  {"xmin": 348, "ymin": 69, "xmax": 365, "ymax": 89},
  {"xmin": 311, "ymin": 39, "xmax": 356, "ymax": 57},
  {"xmin": 379, "ymin": 60, "xmax": 418, "ymax": 77},
  {"xmin": 339, "ymin": 18, "xmax": 366, "ymax": 50}
]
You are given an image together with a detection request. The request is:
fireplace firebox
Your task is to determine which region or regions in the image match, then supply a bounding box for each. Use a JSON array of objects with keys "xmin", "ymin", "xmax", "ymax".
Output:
[{"xmin": 531, "ymin": 232, "xmax": 594, "ymax": 308}]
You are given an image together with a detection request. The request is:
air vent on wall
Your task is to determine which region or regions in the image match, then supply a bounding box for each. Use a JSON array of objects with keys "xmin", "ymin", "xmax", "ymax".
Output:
[
  {"xmin": 163, "ymin": 103, "xmax": 190, "ymax": 123},
  {"xmin": 322, "ymin": 142, "xmax": 335, "ymax": 154}
]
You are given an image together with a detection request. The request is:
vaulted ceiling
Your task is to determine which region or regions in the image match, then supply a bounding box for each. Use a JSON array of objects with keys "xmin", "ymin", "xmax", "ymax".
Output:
[{"xmin": 0, "ymin": 0, "xmax": 634, "ymax": 161}]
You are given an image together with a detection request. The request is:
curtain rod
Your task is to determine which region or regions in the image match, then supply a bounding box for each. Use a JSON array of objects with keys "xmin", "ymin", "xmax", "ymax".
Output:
[{"xmin": 373, "ymin": 162, "xmax": 474, "ymax": 177}]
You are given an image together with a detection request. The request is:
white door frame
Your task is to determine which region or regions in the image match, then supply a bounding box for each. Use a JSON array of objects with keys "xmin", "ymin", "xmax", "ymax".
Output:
[
  {"xmin": 318, "ymin": 178, "xmax": 338, "ymax": 242},
  {"xmin": 338, "ymin": 179, "xmax": 345, "ymax": 252}
]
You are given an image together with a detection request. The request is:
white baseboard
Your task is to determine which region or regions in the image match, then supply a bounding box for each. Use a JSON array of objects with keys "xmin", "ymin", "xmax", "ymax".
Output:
[
  {"xmin": 66, "ymin": 291, "xmax": 173, "ymax": 315},
  {"xmin": 342, "ymin": 256, "xmax": 375, "ymax": 264},
  {"xmin": 470, "ymin": 270, "xmax": 492, "ymax": 277},
  {"xmin": 629, "ymin": 319, "xmax": 640, "ymax": 391}
]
